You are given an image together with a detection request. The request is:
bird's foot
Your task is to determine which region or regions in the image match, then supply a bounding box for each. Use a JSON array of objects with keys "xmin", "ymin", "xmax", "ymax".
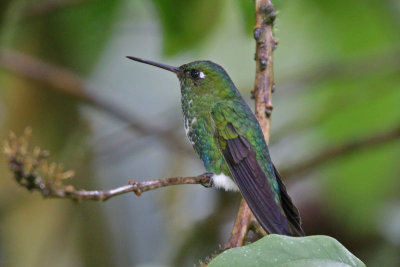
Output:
[{"xmin": 199, "ymin": 172, "xmax": 214, "ymax": 188}]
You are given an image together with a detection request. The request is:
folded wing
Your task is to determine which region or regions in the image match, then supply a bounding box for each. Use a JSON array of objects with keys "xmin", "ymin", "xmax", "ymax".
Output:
[{"xmin": 211, "ymin": 103, "xmax": 300, "ymax": 235}]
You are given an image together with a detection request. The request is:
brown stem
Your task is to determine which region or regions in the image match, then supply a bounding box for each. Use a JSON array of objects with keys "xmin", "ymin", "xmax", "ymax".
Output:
[
  {"xmin": 3, "ymin": 129, "xmax": 211, "ymax": 201},
  {"xmin": 4, "ymin": 129, "xmax": 211, "ymax": 202},
  {"xmin": 46, "ymin": 176, "xmax": 211, "ymax": 202},
  {"xmin": 281, "ymin": 124, "xmax": 400, "ymax": 179},
  {"xmin": 224, "ymin": 199, "xmax": 253, "ymax": 249},
  {"xmin": 225, "ymin": 0, "xmax": 276, "ymax": 248},
  {"xmin": 253, "ymin": 0, "xmax": 276, "ymax": 139}
]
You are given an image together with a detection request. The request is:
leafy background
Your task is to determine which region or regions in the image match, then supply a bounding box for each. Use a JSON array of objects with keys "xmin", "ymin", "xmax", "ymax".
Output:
[{"xmin": 0, "ymin": 0, "xmax": 399, "ymax": 266}]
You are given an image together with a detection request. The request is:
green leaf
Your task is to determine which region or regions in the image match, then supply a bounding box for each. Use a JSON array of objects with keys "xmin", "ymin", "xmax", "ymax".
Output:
[
  {"xmin": 209, "ymin": 235, "xmax": 365, "ymax": 267},
  {"xmin": 151, "ymin": 0, "xmax": 224, "ymax": 55}
]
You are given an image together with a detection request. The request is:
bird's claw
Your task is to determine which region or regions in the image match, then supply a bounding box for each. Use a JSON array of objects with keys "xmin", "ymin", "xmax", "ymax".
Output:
[{"xmin": 199, "ymin": 172, "xmax": 214, "ymax": 188}]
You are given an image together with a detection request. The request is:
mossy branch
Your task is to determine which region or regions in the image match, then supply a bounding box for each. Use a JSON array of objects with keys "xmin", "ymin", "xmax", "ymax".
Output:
[{"xmin": 3, "ymin": 129, "xmax": 211, "ymax": 202}]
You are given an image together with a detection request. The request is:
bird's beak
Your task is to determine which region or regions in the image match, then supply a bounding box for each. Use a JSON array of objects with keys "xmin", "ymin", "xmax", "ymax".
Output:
[{"xmin": 126, "ymin": 56, "xmax": 179, "ymax": 73}]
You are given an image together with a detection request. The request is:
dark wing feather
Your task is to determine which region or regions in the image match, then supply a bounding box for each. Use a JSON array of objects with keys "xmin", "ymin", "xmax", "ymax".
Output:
[
  {"xmin": 273, "ymin": 164, "xmax": 305, "ymax": 236},
  {"xmin": 221, "ymin": 133, "xmax": 292, "ymax": 235}
]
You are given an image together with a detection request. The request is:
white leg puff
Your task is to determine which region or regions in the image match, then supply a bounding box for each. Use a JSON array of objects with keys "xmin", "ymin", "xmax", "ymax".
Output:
[{"xmin": 212, "ymin": 173, "xmax": 239, "ymax": 191}]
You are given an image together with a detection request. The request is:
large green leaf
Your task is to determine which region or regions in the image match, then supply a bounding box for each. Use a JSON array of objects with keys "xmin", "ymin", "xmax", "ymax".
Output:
[{"xmin": 209, "ymin": 235, "xmax": 365, "ymax": 267}]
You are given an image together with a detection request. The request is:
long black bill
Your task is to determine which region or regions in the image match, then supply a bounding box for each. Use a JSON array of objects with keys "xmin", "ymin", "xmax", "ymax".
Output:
[{"xmin": 126, "ymin": 56, "xmax": 179, "ymax": 73}]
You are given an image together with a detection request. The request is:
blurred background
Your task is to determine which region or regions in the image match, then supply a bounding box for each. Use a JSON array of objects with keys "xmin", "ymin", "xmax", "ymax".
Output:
[{"xmin": 0, "ymin": 0, "xmax": 399, "ymax": 266}]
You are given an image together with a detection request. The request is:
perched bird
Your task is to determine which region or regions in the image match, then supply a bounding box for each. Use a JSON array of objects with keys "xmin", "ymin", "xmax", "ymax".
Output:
[{"xmin": 127, "ymin": 57, "xmax": 305, "ymax": 236}]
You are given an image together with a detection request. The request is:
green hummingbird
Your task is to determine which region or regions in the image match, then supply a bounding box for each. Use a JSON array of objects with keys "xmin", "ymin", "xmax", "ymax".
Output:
[{"xmin": 127, "ymin": 56, "xmax": 304, "ymax": 236}]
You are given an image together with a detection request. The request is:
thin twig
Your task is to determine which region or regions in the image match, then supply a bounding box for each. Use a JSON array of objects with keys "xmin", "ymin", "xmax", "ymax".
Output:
[
  {"xmin": 224, "ymin": 199, "xmax": 253, "ymax": 249},
  {"xmin": 225, "ymin": 0, "xmax": 276, "ymax": 249},
  {"xmin": 22, "ymin": 174, "xmax": 211, "ymax": 202},
  {"xmin": 0, "ymin": 49, "xmax": 191, "ymax": 154},
  {"xmin": 281, "ymin": 124, "xmax": 400, "ymax": 179},
  {"xmin": 3, "ymin": 129, "xmax": 211, "ymax": 201}
]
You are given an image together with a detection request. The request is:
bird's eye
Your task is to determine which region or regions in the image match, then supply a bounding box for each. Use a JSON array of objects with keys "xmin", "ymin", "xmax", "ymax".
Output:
[{"xmin": 190, "ymin": 69, "xmax": 200, "ymax": 79}]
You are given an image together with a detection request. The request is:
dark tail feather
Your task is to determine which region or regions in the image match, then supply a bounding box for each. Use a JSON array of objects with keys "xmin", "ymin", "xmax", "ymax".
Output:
[
  {"xmin": 273, "ymin": 164, "xmax": 305, "ymax": 236},
  {"xmin": 222, "ymin": 136, "xmax": 292, "ymax": 235}
]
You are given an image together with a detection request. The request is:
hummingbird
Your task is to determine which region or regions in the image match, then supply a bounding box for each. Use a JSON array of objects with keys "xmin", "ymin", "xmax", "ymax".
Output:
[{"xmin": 127, "ymin": 56, "xmax": 304, "ymax": 236}]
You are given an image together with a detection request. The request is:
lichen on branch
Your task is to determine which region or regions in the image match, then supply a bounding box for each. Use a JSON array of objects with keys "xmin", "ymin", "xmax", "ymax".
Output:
[
  {"xmin": 3, "ymin": 129, "xmax": 211, "ymax": 202},
  {"xmin": 4, "ymin": 128, "xmax": 75, "ymax": 194}
]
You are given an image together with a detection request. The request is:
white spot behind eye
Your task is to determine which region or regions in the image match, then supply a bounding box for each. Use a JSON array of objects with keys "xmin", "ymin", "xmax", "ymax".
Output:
[{"xmin": 199, "ymin": 71, "xmax": 205, "ymax": 79}]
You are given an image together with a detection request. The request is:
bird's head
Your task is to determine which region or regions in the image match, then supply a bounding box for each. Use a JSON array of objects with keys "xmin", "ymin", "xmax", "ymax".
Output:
[{"xmin": 127, "ymin": 57, "xmax": 237, "ymax": 100}]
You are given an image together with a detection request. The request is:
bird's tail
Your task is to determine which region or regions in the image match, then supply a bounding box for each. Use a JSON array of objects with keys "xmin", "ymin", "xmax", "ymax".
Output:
[{"xmin": 273, "ymin": 164, "xmax": 305, "ymax": 236}]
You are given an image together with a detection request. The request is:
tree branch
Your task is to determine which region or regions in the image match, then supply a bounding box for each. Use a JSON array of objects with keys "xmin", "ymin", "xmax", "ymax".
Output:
[
  {"xmin": 0, "ymin": 49, "xmax": 191, "ymax": 154},
  {"xmin": 3, "ymin": 129, "xmax": 211, "ymax": 202},
  {"xmin": 225, "ymin": 0, "xmax": 276, "ymax": 249},
  {"xmin": 281, "ymin": 124, "xmax": 400, "ymax": 179},
  {"xmin": 252, "ymin": 0, "xmax": 276, "ymax": 138},
  {"xmin": 224, "ymin": 198, "xmax": 253, "ymax": 249}
]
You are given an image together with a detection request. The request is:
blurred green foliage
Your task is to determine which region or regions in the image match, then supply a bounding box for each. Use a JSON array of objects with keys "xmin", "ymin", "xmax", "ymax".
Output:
[
  {"xmin": 0, "ymin": 0, "xmax": 399, "ymax": 266},
  {"xmin": 152, "ymin": 0, "xmax": 224, "ymax": 55}
]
